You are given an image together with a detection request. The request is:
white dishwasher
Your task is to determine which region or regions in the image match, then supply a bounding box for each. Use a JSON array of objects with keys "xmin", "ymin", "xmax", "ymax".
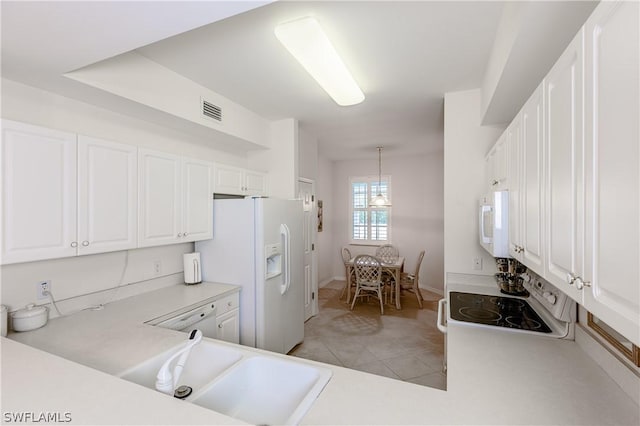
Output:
[{"xmin": 154, "ymin": 301, "xmax": 218, "ymax": 338}]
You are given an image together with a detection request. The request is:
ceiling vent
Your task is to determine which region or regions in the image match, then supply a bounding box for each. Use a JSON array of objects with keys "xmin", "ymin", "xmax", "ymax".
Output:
[{"xmin": 201, "ymin": 98, "xmax": 222, "ymax": 122}]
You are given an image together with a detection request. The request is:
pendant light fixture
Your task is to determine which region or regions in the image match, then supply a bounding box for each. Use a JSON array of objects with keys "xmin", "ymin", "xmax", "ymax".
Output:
[{"xmin": 370, "ymin": 146, "xmax": 391, "ymax": 207}]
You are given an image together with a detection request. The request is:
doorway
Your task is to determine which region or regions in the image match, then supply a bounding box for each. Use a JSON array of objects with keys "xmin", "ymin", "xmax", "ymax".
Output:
[{"xmin": 298, "ymin": 178, "xmax": 318, "ymax": 320}]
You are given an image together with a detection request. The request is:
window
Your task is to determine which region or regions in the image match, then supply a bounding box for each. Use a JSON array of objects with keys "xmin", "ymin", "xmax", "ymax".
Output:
[{"xmin": 350, "ymin": 176, "xmax": 391, "ymax": 244}]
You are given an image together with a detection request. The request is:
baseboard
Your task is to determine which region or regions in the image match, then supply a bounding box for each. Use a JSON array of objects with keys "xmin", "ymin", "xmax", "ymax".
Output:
[
  {"xmin": 421, "ymin": 285, "xmax": 444, "ymax": 297},
  {"xmin": 319, "ymin": 276, "xmax": 344, "ymax": 287}
]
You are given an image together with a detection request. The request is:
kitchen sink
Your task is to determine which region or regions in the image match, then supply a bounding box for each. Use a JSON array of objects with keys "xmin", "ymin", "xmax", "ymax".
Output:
[
  {"xmin": 118, "ymin": 340, "xmax": 331, "ymax": 425},
  {"xmin": 192, "ymin": 355, "xmax": 332, "ymax": 425},
  {"xmin": 117, "ymin": 340, "xmax": 243, "ymax": 392}
]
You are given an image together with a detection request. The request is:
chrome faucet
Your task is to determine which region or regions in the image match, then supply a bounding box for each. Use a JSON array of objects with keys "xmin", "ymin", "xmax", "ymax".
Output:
[{"xmin": 155, "ymin": 329, "xmax": 203, "ymax": 395}]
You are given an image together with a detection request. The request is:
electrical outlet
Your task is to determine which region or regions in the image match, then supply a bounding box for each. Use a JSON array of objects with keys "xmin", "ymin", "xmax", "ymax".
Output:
[
  {"xmin": 153, "ymin": 260, "xmax": 162, "ymax": 276},
  {"xmin": 36, "ymin": 280, "xmax": 51, "ymax": 300},
  {"xmin": 472, "ymin": 257, "xmax": 483, "ymax": 271}
]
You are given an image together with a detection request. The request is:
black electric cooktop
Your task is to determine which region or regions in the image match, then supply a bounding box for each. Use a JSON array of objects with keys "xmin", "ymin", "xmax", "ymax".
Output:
[{"xmin": 450, "ymin": 292, "xmax": 552, "ymax": 333}]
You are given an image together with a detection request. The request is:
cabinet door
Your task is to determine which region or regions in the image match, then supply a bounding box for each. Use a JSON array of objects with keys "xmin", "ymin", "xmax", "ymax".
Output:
[
  {"xmin": 520, "ymin": 83, "xmax": 545, "ymax": 274},
  {"xmin": 1, "ymin": 120, "xmax": 77, "ymax": 264},
  {"xmin": 244, "ymin": 170, "xmax": 267, "ymax": 196},
  {"xmin": 484, "ymin": 147, "xmax": 496, "ymax": 192},
  {"xmin": 138, "ymin": 149, "xmax": 182, "ymax": 247},
  {"xmin": 214, "ymin": 165, "xmax": 244, "ymax": 195},
  {"xmin": 216, "ymin": 309, "xmax": 240, "ymax": 344},
  {"xmin": 77, "ymin": 136, "xmax": 137, "ymax": 255},
  {"xmin": 493, "ymin": 135, "xmax": 508, "ymax": 190},
  {"xmin": 584, "ymin": 0, "xmax": 639, "ymax": 345},
  {"xmin": 507, "ymin": 115, "xmax": 523, "ymax": 260},
  {"xmin": 182, "ymin": 158, "xmax": 212, "ymax": 242},
  {"xmin": 544, "ymin": 30, "xmax": 584, "ymax": 301}
]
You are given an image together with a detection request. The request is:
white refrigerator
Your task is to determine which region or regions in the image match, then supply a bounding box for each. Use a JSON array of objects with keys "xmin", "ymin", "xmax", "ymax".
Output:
[{"xmin": 195, "ymin": 197, "xmax": 304, "ymax": 354}]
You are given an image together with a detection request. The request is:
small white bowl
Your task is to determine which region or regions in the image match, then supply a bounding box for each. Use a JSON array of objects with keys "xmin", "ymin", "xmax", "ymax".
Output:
[{"xmin": 11, "ymin": 304, "xmax": 48, "ymax": 332}]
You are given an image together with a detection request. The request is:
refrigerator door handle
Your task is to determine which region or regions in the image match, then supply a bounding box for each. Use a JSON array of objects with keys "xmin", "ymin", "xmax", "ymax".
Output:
[{"xmin": 280, "ymin": 223, "xmax": 291, "ymax": 295}]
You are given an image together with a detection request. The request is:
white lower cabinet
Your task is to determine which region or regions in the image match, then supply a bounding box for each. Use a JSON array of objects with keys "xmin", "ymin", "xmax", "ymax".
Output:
[
  {"xmin": 215, "ymin": 292, "xmax": 239, "ymax": 344},
  {"xmin": 138, "ymin": 149, "xmax": 212, "ymax": 247},
  {"xmin": 1, "ymin": 121, "xmax": 137, "ymax": 264}
]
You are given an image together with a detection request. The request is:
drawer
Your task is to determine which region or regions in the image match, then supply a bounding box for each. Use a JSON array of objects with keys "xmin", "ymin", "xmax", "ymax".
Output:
[{"xmin": 216, "ymin": 292, "xmax": 239, "ymax": 315}]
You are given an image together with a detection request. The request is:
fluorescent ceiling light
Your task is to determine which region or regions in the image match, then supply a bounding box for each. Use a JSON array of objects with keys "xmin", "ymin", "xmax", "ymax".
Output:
[{"xmin": 275, "ymin": 17, "xmax": 364, "ymax": 106}]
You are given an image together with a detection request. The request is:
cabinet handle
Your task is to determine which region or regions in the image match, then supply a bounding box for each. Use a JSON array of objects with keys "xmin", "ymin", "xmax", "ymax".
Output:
[
  {"xmin": 218, "ymin": 324, "xmax": 223, "ymax": 329},
  {"xmin": 566, "ymin": 273, "xmax": 576, "ymax": 285},
  {"xmin": 576, "ymin": 277, "xmax": 592, "ymax": 289},
  {"xmin": 71, "ymin": 242, "xmax": 78, "ymax": 248},
  {"xmin": 82, "ymin": 241, "xmax": 89, "ymax": 247},
  {"xmin": 177, "ymin": 233, "xmax": 183, "ymax": 237},
  {"xmin": 183, "ymin": 232, "xmax": 187, "ymax": 237},
  {"xmin": 491, "ymin": 180, "xmax": 499, "ymax": 186}
]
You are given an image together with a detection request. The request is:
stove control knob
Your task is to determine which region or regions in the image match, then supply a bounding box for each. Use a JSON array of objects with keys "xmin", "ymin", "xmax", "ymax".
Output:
[{"xmin": 543, "ymin": 292, "xmax": 557, "ymax": 304}]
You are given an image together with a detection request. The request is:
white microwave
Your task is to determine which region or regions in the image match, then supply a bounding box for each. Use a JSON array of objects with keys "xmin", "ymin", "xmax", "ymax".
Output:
[{"xmin": 479, "ymin": 191, "xmax": 510, "ymax": 258}]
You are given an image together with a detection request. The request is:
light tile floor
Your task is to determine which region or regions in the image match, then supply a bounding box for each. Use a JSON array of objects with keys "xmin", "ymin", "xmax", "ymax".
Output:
[{"xmin": 288, "ymin": 280, "xmax": 446, "ymax": 390}]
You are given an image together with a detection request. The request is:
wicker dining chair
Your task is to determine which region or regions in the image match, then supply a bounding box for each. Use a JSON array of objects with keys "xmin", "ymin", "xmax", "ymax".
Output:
[
  {"xmin": 340, "ymin": 247, "xmax": 357, "ymax": 302},
  {"xmin": 395, "ymin": 250, "xmax": 426, "ymax": 308},
  {"xmin": 375, "ymin": 244, "xmax": 399, "ymax": 264},
  {"xmin": 351, "ymin": 255, "xmax": 385, "ymax": 315}
]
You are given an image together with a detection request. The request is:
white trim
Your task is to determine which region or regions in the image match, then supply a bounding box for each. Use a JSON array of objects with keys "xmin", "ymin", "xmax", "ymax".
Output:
[
  {"xmin": 298, "ymin": 177, "xmax": 318, "ymax": 318},
  {"xmin": 319, "ymin": 276, "xmax": 344, "ymax": 287},
  {"xmin": 421, "ymin": 285, "xmax": 444, "ymax": 297}
]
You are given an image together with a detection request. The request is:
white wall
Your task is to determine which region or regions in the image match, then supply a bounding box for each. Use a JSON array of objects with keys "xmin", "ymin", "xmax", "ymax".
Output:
[
  {"xmin": 0, "ymin": 79, "xmax": 249, "ymax": 314},
  {"xmin": 65, "ymin": 52, "xmax": 271, "ymax": 149},
  {"xmin": 298, "ymin": 127, "xmax": 318, "ymax": 181},
  {"xmin": 328, "ymin": 153, "xmax": 444, "ymax": 293},
  {"xmin": 316, "ymin": 155, "xmax": 334, "ymax": 286},
  {"xmin": 248, "ymin": 118, "xmax": 298, "ymax": 199},
  {"xmin": 444, "ymin": 89, "xmax": 505, "ymax": 276}
]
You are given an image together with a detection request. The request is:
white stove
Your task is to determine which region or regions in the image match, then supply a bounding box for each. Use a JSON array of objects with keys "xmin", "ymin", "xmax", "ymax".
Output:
[{"xmin": 439, "ymin": 272, "xmax": 576, "ymax": 340}]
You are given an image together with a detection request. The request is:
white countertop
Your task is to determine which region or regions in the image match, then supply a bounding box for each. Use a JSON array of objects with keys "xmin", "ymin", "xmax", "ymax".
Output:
[{"xmin": 3, "ymin": 279, "xmax": 638, "ymax": 425}]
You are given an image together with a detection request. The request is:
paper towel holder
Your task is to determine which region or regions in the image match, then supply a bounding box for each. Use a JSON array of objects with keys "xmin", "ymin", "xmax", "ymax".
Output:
[{"xmin": 183, "ymin": 252, "xmax": 202, "ymax": 285}]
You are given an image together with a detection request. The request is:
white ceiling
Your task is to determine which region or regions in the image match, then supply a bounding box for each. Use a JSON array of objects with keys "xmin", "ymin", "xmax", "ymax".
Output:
[
  {"xmin": 2, "ymin": 1, "xmax": 596, "ymax": 162},
  {"xmin": 136, "ymin": 1, "xmax": 505, "ymax": 160}
]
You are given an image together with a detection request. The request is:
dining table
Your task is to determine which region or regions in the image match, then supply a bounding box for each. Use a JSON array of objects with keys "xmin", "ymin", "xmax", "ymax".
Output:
[{"xmin": 346, "ymin": 256, "xmax": 405, "ymax": 310}]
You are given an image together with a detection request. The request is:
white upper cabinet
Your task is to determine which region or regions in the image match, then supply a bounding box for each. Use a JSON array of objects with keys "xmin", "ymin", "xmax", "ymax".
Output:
[
  {"xmin": 543, "ymin": 29, "xmax": 584, "ymax": 301},
  {"xmin": 485, "ymin": 132, "xmax": 508, "ymax": 192},
  {"xmin": 583, "ymin": 0, "xmax": 639, "ymax": 345},
  {"xmin": 138, "ymin": 149, "xmax": 182, "ymax": 247},
  {"xmin": 138, "ymin": 149, "xmax": 212, "ymax": 248},
  {"xmin": 1, "ymin": 120, "xmax": 77, "ymax": 264},
  {"xmin": 1, "ymin": 123, "xmax": 138, "ymax": 264},
  {"xmin": 214, "ymin": 164, "xmax": 267, "ymax": 196},
  {"xmin": 77, "ymin": 135, "xmax": 137, "ymax": 255},
  {"xmin": 507, "ymin": 114, "xmax": 523, "ymax": 260},
  {"xmin": 520, "ymin": 83, "xmax": 545, "ymax": 274},
  {"xmin": 244, "ymin": 169, "xmax": 268, "ymax": 196},
  {"xmin": 182, "ymin": 157, "xmax": 213, "ymax": 241}
]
